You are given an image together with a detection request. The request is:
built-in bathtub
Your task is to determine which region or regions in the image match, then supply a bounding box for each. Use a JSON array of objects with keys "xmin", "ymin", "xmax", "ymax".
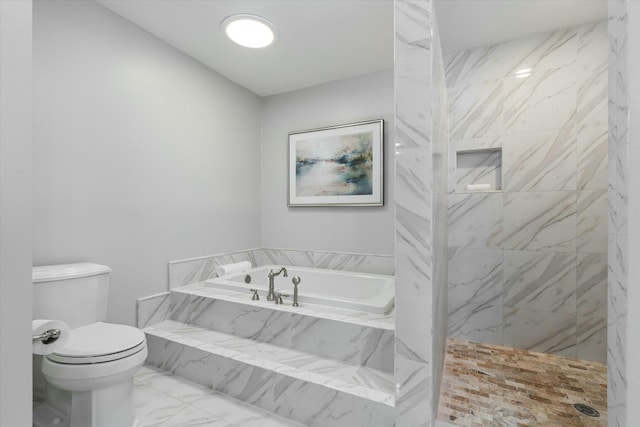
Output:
[{"xmin": 204, "ymin": 265, "xmax": 395, "ymax": 314}]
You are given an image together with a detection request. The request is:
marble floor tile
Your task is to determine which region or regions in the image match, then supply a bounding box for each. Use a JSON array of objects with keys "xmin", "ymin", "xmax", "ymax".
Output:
[
  {"xmin": 134, "ymin": 365, "xmax": 304, "ymax": 427},
  {"xmin": 438, "ymin": 339, "xmax": 607, "ymax": 427}
]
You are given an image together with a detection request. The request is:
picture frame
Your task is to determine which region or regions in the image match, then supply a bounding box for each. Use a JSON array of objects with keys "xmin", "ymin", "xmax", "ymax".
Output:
[{"xmin": 288, "ymin": 119, "xmax": 384, "ymax": 207}]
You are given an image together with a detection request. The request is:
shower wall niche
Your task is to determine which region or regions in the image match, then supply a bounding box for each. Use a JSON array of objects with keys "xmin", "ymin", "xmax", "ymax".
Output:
[{"xmin": 445, "ymin": 21, "xmax": 608, "ymax": 362}]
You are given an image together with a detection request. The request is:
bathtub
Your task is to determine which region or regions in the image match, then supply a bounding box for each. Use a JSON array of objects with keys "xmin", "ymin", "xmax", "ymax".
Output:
[{"xmin": 204, "ymin": 265, "xmax": 394, "ymax": 314}]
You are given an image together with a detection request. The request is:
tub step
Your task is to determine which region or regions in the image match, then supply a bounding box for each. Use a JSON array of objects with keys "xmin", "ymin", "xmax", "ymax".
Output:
[
  {"xmin": 144, "ymin": 320, "xmax": 395, "ymax": 427},
  {"xmin": 167, "ymin": 284, "xmax": 395, "ymax": 373}
]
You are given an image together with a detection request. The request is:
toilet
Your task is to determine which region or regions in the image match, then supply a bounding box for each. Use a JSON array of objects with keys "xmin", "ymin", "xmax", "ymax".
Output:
[{"xmin": 32, "ymin": 263, "xmax": 147, "ymax": 427}]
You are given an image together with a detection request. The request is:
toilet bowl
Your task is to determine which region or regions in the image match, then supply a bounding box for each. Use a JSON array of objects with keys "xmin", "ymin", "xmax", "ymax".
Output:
[{"xmin": 32, "ymin": 264, "xmax": 147, "ymax": 427}]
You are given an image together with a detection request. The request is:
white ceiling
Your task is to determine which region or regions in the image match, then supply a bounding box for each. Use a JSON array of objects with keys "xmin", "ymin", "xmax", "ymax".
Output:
[
  {"xmin": 95, "ymin": 0, "xmax": 607, "ymax": 98},
  {"xmin": 435, "ymin": 0, "xmax": 608, "ymax": 54},
  {"xmin": 96, "ymin": 0, "xmax": 394, "ymax": 97}
]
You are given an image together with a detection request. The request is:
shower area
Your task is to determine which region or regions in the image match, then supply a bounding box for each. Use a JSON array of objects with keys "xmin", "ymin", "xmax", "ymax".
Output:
[
  {"xmin": 393, "ymin": 0, "xmax": 623, "ymax": 426},
  {"xmin": 440, "ymin": 16, "xmax": 608, "ymax": 425}
]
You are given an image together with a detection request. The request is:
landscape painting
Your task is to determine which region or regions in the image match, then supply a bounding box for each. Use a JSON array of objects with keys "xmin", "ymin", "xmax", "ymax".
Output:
[{"xmin": 288, "ymin": 120, "xmax": 383, "ymax": 206}]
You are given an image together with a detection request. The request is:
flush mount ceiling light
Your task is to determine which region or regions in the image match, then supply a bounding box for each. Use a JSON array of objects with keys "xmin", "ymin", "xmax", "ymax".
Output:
[{"xmin": 221, "ymin": 14, "xmax": 278, "ymax": 49}]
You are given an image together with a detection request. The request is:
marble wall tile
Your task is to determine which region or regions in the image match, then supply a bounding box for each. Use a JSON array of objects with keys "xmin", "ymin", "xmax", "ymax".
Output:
[
  {"xmin": 189, "ymin": 297, "xmax": 293, "ymax": 348},
  {"xmin": 448, "ymin": 136, "xmax": 504, "ymax": 193},
  {"xmin": 577, "ymin": 189, "xmax": 608, "ymax": 254},
  {"xmin": 289, "ymin": 316, "xmax": 394, "ymax": 373},
  {"xmin": 447, "ymin": 247, "xmax": 503, "ymax": 311},
  {"xmin": 502, "ymin": 27, "xmax": 576, "ymax": 75},
  {"xmin": 395, "ymin": 357, "xmax": 432, "ymax": 426},
  {"xmin": 210, "ymin": 355, "xmax": 274, "ymax": 411},
  {"xmin": 169, "ymin": 291, "xmax": 192, "ymax": 323},
  {"xmin": 163, "ymin": 341, "xmax": 215, "ymax": 389},
  {"xmin": 576, "ymin": 316, "xmax": 607, "ymax": 363},
  {"xmin": 448, "ymin": 193, "xmax": 503, "ymax": 248},
  {"xmin": 503, "ymin": 191, "xmax": 576, "ymax": 252},
  {"xmin": 444, "ymin": 45, "xmax": 503, "ymax": 88},
  {"xmin": 448, "ymin": 80, "xmax": 503, "ymax": 140},
  {"xmin": 257, "ymin": 249, "xmax": 395, "ymax": 275},
  {"xmin": 455, "ymin": 149, "xmax": 501, "ymax": 192},
  {"xmin": 577, "ymin": 62, "xmax": 608, "ymax": 127},
  {"xmin": 272, "ymin": 375, "xmax": 354, "ymax": 427},
  {"xmin": 144, "ymin": 333, "xmax": 164, "ymax": 368},
  {"xmin": 169, "ymin": 250, "xmax": 258, "ymax": 288},
  {"xmin": 577, "ymin": 20, "xmax": 609, "ymax": 67},
  {"xmin": 576, "ymin": 253, "xmax": 607, "ymax": 319},
  {"xmin": 503, "ymin": 251, "xmax": 576, "ymax": 314},
  {"xmin": 502, "ymin": 307, "xmax": 577, "ymax": 357},
  {"xmin": 503, "ymin": 128, "xmax": 577, "ymax": 192},
  {"xmin": 353, "ymin": 395, "xmax": 395, "ymax": 427},
  {"xmin": 169, "ymin": 248, "xmax": 395, "ymax": 289},
  {"xmin": 577, "ymin": 125, "xmax": 608, "ymax": 190},
  {"xmin": 503, "ymin": 66, "xmax": 577, "ymax": 133},
  {"xmin": 447, "ymin": 303, "xmax": 502, "ymax": 345},
  {"xmin": 185, "ymin": 296, "xmax": 394, "ymax": 372},
  {"xmin": 137, "ymin": 292, "xmax": 170, "ymax": 328},
  {"xmin": 395, "ymin": 147, "xmax": 433, "ymax": 362}
]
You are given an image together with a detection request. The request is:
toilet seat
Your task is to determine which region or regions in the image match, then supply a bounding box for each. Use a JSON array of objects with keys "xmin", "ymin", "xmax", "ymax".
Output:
[{"xmin": 47, "ymin": 322, "xmax": 145, "ymax": 365}]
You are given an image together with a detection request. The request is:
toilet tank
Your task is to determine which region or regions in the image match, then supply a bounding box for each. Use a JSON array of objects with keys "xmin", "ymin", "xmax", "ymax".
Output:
[{"xmin": 32, "ymin": 263, "xmax": 112, "ymax": 329}]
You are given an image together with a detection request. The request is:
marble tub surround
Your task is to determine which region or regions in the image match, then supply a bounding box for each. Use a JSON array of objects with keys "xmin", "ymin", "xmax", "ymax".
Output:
[
  {"xmin": 172, "ymin": 282, "xmax": 395, "ymax": 332},
  {"xmin": 134, "ymin": 364, "xmax": 305, "ymax": 427},
  {"xmin": 139, "ymin": 283, "xmax": 396, "ymax": 425},
  {"xmin": 137, "ymin": 291, "xmax": 170, "ymax": 328},
  {"xmin": 143, "ymin": 320, "xmax": 395, "ymax": 427},
  {"xmin": 445, "ymin": 20, "xmax": 608, "ymax": 362},
  {"xmin": 169, "ymin": 248, "xmax": 394, "ymax": 289},
  {"xmin": 168, "ymin": 284, "xmax": 394, "ymax": 372}
]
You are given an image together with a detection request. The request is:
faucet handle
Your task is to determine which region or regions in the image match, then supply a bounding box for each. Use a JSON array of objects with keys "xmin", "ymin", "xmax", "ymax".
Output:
[
  {"xmin": 250, "ymin": 289, "xmax": 260, "ymax": 301},
  {"xmin": 275, "ymin": 292, "xmax": 289, "ymax": 305}
]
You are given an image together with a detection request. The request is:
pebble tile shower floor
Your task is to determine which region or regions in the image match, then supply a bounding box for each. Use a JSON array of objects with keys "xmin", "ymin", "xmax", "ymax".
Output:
[{"xmin": 437, "ymin": 339, "xmax": 607, "ymax": 427}]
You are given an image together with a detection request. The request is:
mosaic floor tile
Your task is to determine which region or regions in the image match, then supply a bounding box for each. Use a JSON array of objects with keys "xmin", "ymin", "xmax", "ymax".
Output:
[{"xmin": 438, "ymin": 339, "xmax": 607, "ymax": 427}]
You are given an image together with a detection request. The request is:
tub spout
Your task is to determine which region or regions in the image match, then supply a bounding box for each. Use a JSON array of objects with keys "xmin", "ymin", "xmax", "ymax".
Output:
[{"xmin": 267, "ymin": 267, "xmax": 288, "ymax": 301}]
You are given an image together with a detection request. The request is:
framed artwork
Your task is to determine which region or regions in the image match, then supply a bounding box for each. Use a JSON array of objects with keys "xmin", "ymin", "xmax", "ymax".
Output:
[{"xmin": 288, "ymin": 119, "xmax": 384, "ymax": 207}]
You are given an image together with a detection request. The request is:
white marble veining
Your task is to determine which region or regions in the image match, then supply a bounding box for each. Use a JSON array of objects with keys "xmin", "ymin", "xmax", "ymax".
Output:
[
  {"xmin": 503, "ymin": 250, "xmax": 576, "ymax": 314},
  {"xmin": 577, "ymin": 189, "xmax": 608, "ymax": 254},
  {"xmin": 137, "ymin": 292, "xmax": 170, "ymax": 328},
  {"xmin": 448, "ymin": 79, "xmax": 503, "ymax": 140},
  {"xmin": 577, "ymin": 253, "xmax": 607, "ymax": 319},
  {"xmin": 503, "ymin": 128, "xmax": 576, "ymax": 192},
  {"xmin": 172, "ymin": 283, "xmax": 395, "ymax": 331},
  {"xmin": 448, "ymin": 193, "xmax": 503, "ymax": 249},
  {"xmin": 445, "ymin": 20, "xmax": 608, "ymax": 364},
  {"xmin": 447, "ymin": 302, "xmax": 502, "ymax": 345},
  {"xmin": 447, "ymin": 247, "xmax": 502, "ymax": 311},
  {"xmin": 144, "ymin": 320, "xmax": 395, "ymax": 408},
  {"xmin": 503, "ymin": 66, "xmax": 577, "ymax": 133},
  {"xmin": 134, "ymin": 365, "xmax": 305, "ymax": 427},
  {"xmin": 169, "ymin": 248, "xmax": 394, "ymax": 289},
  {"xmin": 502, "ymin": 307, "xmax": 576, "ymax": 357},
  {"xmin": 395, "ymin": 0, "xmax": 450, "ymax": 425},
  {"xmin": 503, "ymin": 191, "xmax": 577, "ymax": 252},
  {"xmin": 577, "ymin": 125, "xmax": 608, "ymax": 190},
  {"xmin": 502, "ymin": 26, "xmax": 576, "ymax": 75}
]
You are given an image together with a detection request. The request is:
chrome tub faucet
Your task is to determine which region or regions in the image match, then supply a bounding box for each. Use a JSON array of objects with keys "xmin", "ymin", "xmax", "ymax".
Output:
[{"xmin": 267, "ymin": 267, "xmax": 288, "ymax": 301}]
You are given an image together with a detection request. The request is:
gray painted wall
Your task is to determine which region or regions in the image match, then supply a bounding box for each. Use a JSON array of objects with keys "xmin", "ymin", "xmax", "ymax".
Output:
[
  {"xmin": 0, "ymin": 1, "xmax": 33, "ymax": 425},
  {"xmin": 260, "ymin": 70, "xmax": 394, "ymax": 255},
  {"xmin": 33, "ymin": 0, "xmax": 262, "ymax": 326}
]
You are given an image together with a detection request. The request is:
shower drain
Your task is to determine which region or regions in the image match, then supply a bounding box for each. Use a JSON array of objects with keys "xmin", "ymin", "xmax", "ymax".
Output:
[{"xmin": 573, "ymin": 403, "xmax": 600, "ymax": 418}]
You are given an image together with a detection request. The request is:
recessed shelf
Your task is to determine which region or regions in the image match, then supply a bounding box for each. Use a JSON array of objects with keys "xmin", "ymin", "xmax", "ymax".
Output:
[{"xmin": 455, "ymin": 148, "xmax": 502, "ymax": 193}]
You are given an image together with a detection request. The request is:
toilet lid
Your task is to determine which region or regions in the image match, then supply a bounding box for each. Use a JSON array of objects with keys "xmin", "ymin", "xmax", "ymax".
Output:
[{"xmin": 47, "ymin": 322, "xmax": 146, "ymax": 365}]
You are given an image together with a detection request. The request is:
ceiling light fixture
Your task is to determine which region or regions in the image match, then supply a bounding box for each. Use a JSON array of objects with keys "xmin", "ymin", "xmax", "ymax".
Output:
[{"xmin": 221, "ymin": 14, "xmax": 277, "ymax": 49}]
